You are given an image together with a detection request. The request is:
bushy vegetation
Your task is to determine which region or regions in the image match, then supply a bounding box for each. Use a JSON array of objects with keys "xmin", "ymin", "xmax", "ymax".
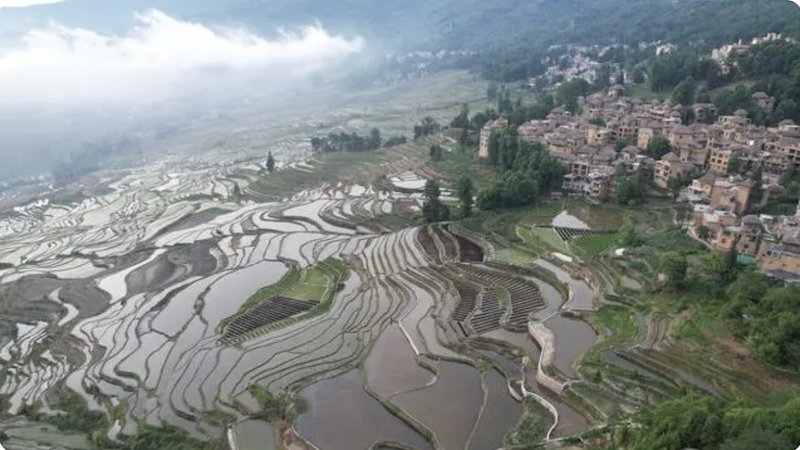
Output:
[
  {"xmin": 311, "ymin": 129, "xmax": 382, "ymax": 153},
  {"xmin": 422, "ymin": 179, "xmax": 450, "ymax": 223},
  {"xmin": 504, "ymin": 397, "xmax": 553, "ymax": 448},
  {"xmin": 761, "ymin": 170, "xmax": 800, "ymax": 216},
  {"xmin": 124, "ymin": 425, "xmax": 226, "ymax": 450},
  {"xmin": 614, "ymin": 394, "xmax": 800, "ymax": 450},
  {"xmin": 413, "ymin": 116, "xmax": 441, "ymax": 140},
  {"xmin": 44, "ymin": 393, "xmax": 109, "ymax": 437},
  {"xmin": 477, "ymin": 128, "xmax": 563, "ymax": 211},
  {"xmin": 247, "ymin": 385, "xmax": 306, "ymax": 423}
]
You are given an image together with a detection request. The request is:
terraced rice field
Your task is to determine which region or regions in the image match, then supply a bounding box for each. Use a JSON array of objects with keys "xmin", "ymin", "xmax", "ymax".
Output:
[{"xmin": 0, "ymin": 71, "xmax": 641, "ymax": 449}]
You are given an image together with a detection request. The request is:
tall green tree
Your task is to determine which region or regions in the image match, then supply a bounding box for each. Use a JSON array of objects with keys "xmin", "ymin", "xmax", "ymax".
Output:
[
  {"xmin": 266, "ymin": 152, "xmax": 276, "ymax": 173},
  {"xmin": 429, "ymin": 144, "xmax": 444, "ymax": 162},
  {"xmin": 660, "ymin": 251, "xmax": 688, "ymax": 288},
  {"xmin": 368, "ymin": 128, "xmax": 382, "ymax": 150},
  {"xmin": 422, "ymin": 180, "xmax": 450, "ymax": 223},
  {"xmin": 646, "ymin": 136, "xmax": 672, "ymax": 159},
  {"xmin": 456, "ymin": 175, "xmax": 474, "ymax": 218},
  {"xmin": 451, "ymin": 103, "xmax": 470, "ymax": 129},
  {"xmin": 671, "ymin": 76, "xmax": 697, "ymax": 106}
]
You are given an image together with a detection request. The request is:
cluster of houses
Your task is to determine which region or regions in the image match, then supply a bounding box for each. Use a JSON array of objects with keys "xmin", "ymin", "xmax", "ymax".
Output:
[{"xmin": 477, "ymin": 87, "xmax": 800, "ymax": 280}]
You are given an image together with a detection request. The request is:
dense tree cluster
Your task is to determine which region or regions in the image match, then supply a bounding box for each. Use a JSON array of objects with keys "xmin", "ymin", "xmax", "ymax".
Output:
[
  {"xmin": 555, "ymin": 78, "xmax": 592, "ymax": 113},
  {"xmin": 477, "ymin": 127, "xmax": 563, "ymax": 210},
  {"xmin": 456, "ymin": 175, "xmax": 474, "ymax": 218},
  {"xmin": 619, "ymin": 394, "xmax": 800, "ymax": 450},
  {"xmin": 383, "ymin": 135, "xmax": 409, "ymax": 147},
  {"xmin": 413, "ymin": 117, "xmax": 441, "ymax": 140},
  {"xmin": 650, "ymin": 52, "xmax": 724, "ymax": 93},
  {"xmin": 614, "ymin": 166, "xmax": 650, "ymax": 206},
  {"xmin": 722, "ymin": 272, "xmax": 800, "ymax": 370},
  {"xmin": 311, "ymin": 129, "xmax": 382, "ymax": 153}
]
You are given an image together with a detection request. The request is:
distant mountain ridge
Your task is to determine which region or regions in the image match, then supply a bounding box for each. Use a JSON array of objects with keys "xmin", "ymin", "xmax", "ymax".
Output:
[{"xmin": 0, "ymin": 0, "xmax": 798, "ymax": 51}]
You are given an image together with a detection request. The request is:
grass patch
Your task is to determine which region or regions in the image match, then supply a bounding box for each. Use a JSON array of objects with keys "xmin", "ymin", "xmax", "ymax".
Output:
[
  {"xmin": 493, "ymin": 248, "xmax": 534, "ymax": 266},
  {"xmin": 495, "ymin": 288, "xmax": 510, "ymax": 307},
  {"xmin": 520, "ymin": 203, "xmax": 564, "ymax": 227},
  {"xmin": 530, "ymin": 227, "xmax": 569, "ymax": 253},
  {"xmin": 504, "ymin": 397, "xmax": 554, "ymax": 448},
  {"xmin": 282, "ymin": 264, "xmax": 331, "ymax": 301},
  {"xmin": 644, "ymin": 227, "xmax": 705, "ymax": 255},
  {"xmin": 680, "ymin": 319, "xmax": 710, "ymax": 345},
  {"xmin": 572, "ymin": 233, "xmax": 618, "ymax": 257},
  {"xmin": 593, "ymin": 306, "xmax": 638, "ymax": 349}
]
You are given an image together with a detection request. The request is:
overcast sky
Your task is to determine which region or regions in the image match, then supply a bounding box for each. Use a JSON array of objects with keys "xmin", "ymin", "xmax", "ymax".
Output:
[
  {"xmin": 0, "ymin": 0, "xmax": 64, "ymax": 8},
  {"xmin": 0, "ymin": 9, "xmax": 365, "ymax": 106}
]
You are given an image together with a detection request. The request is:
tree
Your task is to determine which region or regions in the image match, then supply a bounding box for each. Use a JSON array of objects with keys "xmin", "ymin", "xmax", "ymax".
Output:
[
  {"xmin": 487, "ymin": 83, "xmax": 499, "ymax": 101},
  {"xmin": 368, "ymin": 128, "xmax": 382, "ymax": 150},
  {"xmin": 720, "ymin": 430, "xmax": 791, "ymax": 450},
  {"xmin": 632, "ymin": 66, "xmax": 646, "ymax": 84},
  {"xmin": 232, "ymin": 184, "xmax": 242, "ymax": 203},
  {"xmin": 414, "ymin": 117, "xmax": 441, "ymax": 140},
  {"xmin": 422, "ymin": 180, "xmax": 449, "ymax": 223},
  {"xmin": 671, "ymin": 76, "xmax": 697, "ymax": 106},
  {"xmin": 266, "ymin": 152, "xmax": 276, "ymax": 173},
  {"xmin": 615, "ymin": 140, "xmax": 629, "ymax": 152},
  {"xmin": 748, "ymin": 286, "xmax": 800, "ymax": 370},
  {"xmin": 660, "ymin": 251, "xmax": 688, "ymax": 288},
  {"xmin": 429, "ymin": 144, "xmax": 444, "ymax": 162},
  {"xmin": 697, "ymin": 225, "xmax": 711, "ymax": 240},
  {"xmin": 457, "ymin": 175, "xmax": 474, "ymax": 218},
  {"xmin": 384, "ymin": 135, "xmax": 408, "ymax": 147},
  {"xmin": 555, "ymin": 78, "xmax": 591, "ymax": 113},
  {"xmin": 748, "ymin": 166, "xmax": 764, "ymax": 213},
  {"xmin": 423, "ymin": 179, "xmax": 441, "ymax": 200},
  {"xmin": 618, "ymin": 216, "xmax": 640, "ymax": 247},
  {"xmin": 646, "ymin": 136, "xmax": 672, "ymax": 159},
  {"xmin": 451, "ymin": 103, "xmax": 470, "ymax": 129}
]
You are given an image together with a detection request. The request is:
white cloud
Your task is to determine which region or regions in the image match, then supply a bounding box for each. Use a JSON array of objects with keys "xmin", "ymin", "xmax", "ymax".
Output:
[
  {"xmin": 0, "ymin": 10, "xmax": 365, "ymax": 106},
  {"xmin": 0, "ymin": 0, "xmax": 64, "ymax": 9}
]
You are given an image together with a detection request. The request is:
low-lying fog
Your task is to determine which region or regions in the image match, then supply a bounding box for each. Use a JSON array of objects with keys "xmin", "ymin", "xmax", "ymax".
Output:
[{"xmin": 0, "ymin": 7, "xmax": 366, "ymax": 179}]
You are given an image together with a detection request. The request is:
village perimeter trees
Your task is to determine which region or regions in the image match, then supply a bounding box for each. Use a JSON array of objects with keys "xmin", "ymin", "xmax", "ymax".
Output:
[{"xmin": 477, "ymin": 127, "xmax": 563, "ymax": 210}]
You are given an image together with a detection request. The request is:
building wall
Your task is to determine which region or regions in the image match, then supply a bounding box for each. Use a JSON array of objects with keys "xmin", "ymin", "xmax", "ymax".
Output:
[
  {"xmin": 736, "ymin": 229, "xmax": 761, "ymax": 256},
  {"xmin": 637, "ymin": 129, "xmax": 653, "ymax": 150},
  {"xmin": 478, "ymin": 128, "xmax": 491, "ymax": 159},
  {"xmin": 654, "ymin": 161, "xmax": 671, "ymax": 189},
  {"xmin": 708, "ymin": 149, "xmax": 732, "ymax": 175},
  {"xmin": 758, "ymin": 248, "xmax": 800, "ymax": 274}
]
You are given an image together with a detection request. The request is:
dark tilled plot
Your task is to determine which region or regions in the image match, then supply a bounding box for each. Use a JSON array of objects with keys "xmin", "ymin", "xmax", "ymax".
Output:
[{"xmin": 223, "ymin": 297, "xmax": 314, "ymax": 340}]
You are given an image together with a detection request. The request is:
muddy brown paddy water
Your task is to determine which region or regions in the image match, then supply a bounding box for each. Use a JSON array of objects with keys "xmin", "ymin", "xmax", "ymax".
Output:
[
  {"xmin": 296, "ymin": 370, "xmax": 433, "ymax": 450},
  {"xmin": 544, "ymin": 315, "xmax": 597, "ymax": 378},
  {"xmin": 365, "ymin": 325, "xmax": 435, "ymax": 397},
  {"xmin": 468, "ymin": 370, "xmax": 522, "ymax": 450},
  {"xmin": 391, "ymin": 361, "xmax": 482, "ymax": 450}
]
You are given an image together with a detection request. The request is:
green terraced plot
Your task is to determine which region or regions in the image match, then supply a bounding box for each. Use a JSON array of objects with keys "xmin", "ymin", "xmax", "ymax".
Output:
[
  {"xmin": 530, "ymin": 227, "xmax": 569, "ymax": 253},
  {"xmin": 572, "ymin": 234, "xmax": 618, "ymax": 257}
]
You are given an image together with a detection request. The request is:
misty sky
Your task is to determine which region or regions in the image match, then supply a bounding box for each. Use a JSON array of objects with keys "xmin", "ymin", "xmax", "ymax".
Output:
[
  {"xmin": 0, "ymin": 9, "xmax": 365, "ymax": 106},
  {"xmin": 0, "ymin": 0, "xmax": 64, "ymax": 8}
]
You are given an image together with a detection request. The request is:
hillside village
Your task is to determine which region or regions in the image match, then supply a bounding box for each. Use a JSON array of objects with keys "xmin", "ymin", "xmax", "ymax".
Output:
[{"xmin": 478, "ymin": 87, "xmax": 800, "ymax": 281}]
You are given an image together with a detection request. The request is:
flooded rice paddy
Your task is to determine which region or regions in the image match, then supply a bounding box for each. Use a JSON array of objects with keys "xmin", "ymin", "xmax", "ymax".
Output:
[
  {"xmin": 233, "ymin": 420, "xmax": 277, "ymax": 450},
  {"xmin": 297, "ymin": 370, "xmax": 433, "ymax": 450},
  {"xmin": 392, "ymin": 361, "xmax": 483, "ymax": 450},
  {"xmin": 0, "ymin": 139, "xmax": 615, "ymax": 449},
  {"xmin": 544, "ymin": 315, "xmax": 597, "ymax": 378}
]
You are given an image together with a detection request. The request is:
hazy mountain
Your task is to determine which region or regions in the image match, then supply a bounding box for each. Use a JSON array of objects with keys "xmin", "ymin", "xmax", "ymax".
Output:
[{"xmin": 1, "ymin": 0, "xmax": 798, "ymax": 50}]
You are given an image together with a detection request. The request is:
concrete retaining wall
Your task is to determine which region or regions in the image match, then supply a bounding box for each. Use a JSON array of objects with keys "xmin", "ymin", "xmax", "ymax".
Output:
[{"xmin": 528, "ymin": 322, "xmax": 567, "ymax": 394}]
